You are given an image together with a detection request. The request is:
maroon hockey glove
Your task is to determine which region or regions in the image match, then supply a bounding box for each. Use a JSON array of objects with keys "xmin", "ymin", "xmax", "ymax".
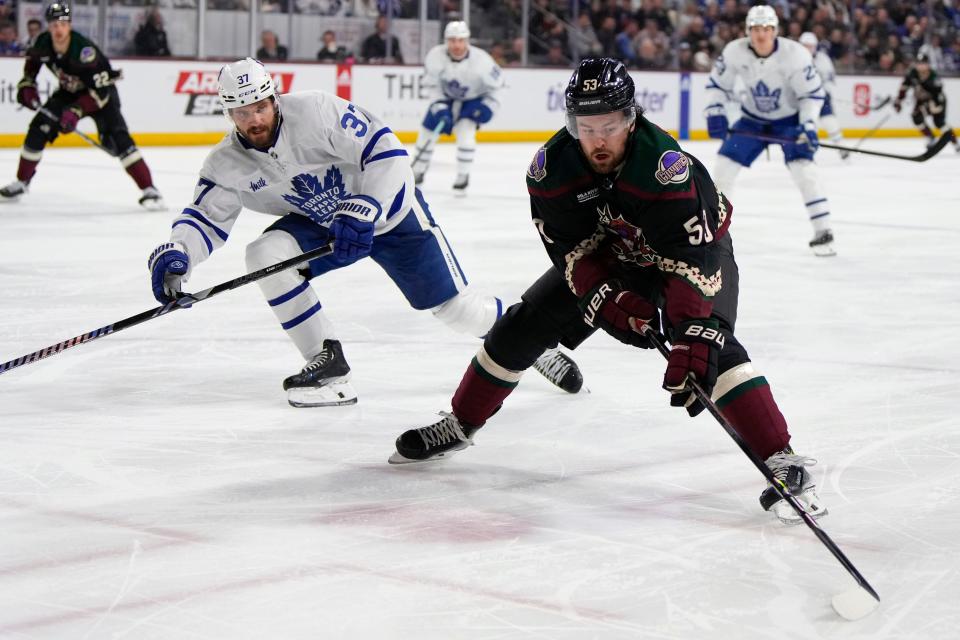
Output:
[
  {"xmin": 16, "ymin": 83, "xmax": 39, "ymax": 110},
  {"xmin": 59, "ymin": 107, "xmax": 82, "ymax": 133},
  {"xmin": 578, "ymin": 280, "xmax": 659, "ymax": 349},
  {"xmin": 663, "ymin": 318, "xmax": 724, "ymax": 417}
]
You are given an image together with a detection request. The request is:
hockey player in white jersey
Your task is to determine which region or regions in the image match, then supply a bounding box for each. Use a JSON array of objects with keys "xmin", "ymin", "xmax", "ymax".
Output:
[
  {"xmin": 705, "ymin": 5, "xmax": 836, "ymax": 256},
  {"xmin": 799, "ymin": 31, "xmax": 847, "ymax": 159},
  {"xmin": 147, "ymin": 58, "xmax": 583, "ymax": 407},
  {"xmin": 410, "ymin": 21, "xmax": 504, "ymax": 195}
]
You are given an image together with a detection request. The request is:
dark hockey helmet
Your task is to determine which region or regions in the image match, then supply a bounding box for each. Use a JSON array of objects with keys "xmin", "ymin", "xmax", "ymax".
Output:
[
  {"xmin": 564, "ymin": 58, "xmax": 638, "ymax": 138},
  {"xmin": 915, "ymin": 52, "xmax": 930, "ymax": 65},
  {"xmin": 45, "ymin": 1, "xmax": 72, "ymax": 22}
]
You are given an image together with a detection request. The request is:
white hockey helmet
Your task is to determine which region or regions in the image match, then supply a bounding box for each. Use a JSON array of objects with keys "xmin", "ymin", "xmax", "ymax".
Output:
[
  {"xmin": 746, "ymin": 5, "xmax": 779, "ymax": 30},
  {"xmin": 218, "ymin": 57, "xmax": 275, "ymax": 109},
  {"xmin": 444, "ymin": 20, "xmax": 470, "ymax": 40},
  {"xmin": 799, "ymin": 32, "xmax": 817, "ymax": 48}
]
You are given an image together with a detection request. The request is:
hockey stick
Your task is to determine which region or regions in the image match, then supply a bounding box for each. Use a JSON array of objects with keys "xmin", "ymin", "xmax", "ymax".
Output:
[
  {"xmin": 641, "ymin": 327, "xmax": 881, "ymax": 621},
  {"xmin": 852, "ymin": 111, "xmax": 894, "ymax": 151},
  {"xmin": 0, "ymin": 243, "xmax": 334, "ymax": 376},
  {"xmin": 831, "ymin": 94, "xmax": 892, "ymax": 112},
  {"xmin": 33, "ymin": 102, "xmax": 117, "ymax": 157},
  {"xmin": 729, "ymin": 128, "xmax": 952, "ymax": 162},
  {"xmin": 410, "ymin": 119, "xmax": 447, "ymax": 168}
]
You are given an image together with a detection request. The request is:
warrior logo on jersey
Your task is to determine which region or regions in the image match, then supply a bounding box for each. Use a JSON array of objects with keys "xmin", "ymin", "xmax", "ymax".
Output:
[
  {"xmin": 443, "ymin": 79, "xmax": 469, "ymax": 99},
  {"xmin": 282, "ymin": 167, "xmax": 347, "ymax": 225},
  {"xmin": 527, "ymin": 147, "xmax": 547, "ymax": 182},
  {"xmin": 654, "ymin": 151, "xmax": 689, "ymax": 185},
  {"xmin": 752, "ymin": 81, "xmax": 782, "ymax": 112}
]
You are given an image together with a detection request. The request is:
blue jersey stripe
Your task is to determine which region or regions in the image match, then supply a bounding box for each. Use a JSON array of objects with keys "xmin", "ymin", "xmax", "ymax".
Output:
[
  {"xmin": 386, "ymin": 183, "xmax": 405, "ymax": 220},
  {"xmin": 360, "ymin": 127, "xmax": 393, "ymax": 168},
  {"xmin": 172, "ymin": 219, "xmax": 213, "ymax": 253},
  {"xmin": 365, "ymin": 149, "xmax": 408, "ymax": 165},
  {"xmin": 182, "ymin": 207, "xmax": 229, "ymax": 242}
]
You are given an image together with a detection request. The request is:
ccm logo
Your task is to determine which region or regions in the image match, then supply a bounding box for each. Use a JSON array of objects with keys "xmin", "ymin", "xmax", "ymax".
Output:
[{"xmin": 583, "ymin": 282, "xmax": 613, "ymax": 327}]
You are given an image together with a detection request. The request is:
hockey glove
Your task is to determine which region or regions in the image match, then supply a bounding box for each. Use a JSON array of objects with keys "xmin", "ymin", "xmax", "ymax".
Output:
[
  {"xmin": 423, "ymin": 100, "xmax": 455, "ymax": 135},
  {"xmin": 16, "ymin": 81, "xmax": 39, "ymax": 110},
  {"xmin": 148, "ymin": 242, "xmax": 190, "ymax": 304},
  {"xmin": 460, "ymin": 97, "xmax": 496, "ymax": 125},
  {"xmin": 706, "ymin": 114, "xmax": 729, "ymax": 140},
  {"xmin": 792, "ymin": 121, "xmax": 819, "ymax": 152},
  {"xmin": 578, "ymin": 280, "xmax": 659, "ymax": 349},
  {"xmin": 662, "ymin": 318, "xmax": 724, "ymax": 417},
  {"xmin": 329, "ymin": 197, "xmax": 379, "ymax": 262},
  {"xmin": 59, "ymin": 107, "xmax": 83, "ymax": 133}
]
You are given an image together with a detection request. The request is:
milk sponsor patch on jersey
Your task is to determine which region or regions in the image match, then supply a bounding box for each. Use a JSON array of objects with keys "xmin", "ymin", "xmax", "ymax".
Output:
[
  {"xmin": 654, "ymin": 151, "xmax": 689, "ymax": 185},
  {"xmin": 527, "ymin": 147, "xmax": 547, "ymax": 182},
  {"xmin": 282, "ymin": 167, "xmax": 347, "ymax": 225}
]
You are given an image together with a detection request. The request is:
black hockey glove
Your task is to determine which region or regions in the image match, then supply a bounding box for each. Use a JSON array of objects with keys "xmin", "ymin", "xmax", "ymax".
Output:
[{"xmin": 578, "ymin": 280, "xmax": 660, "ymax": 349}]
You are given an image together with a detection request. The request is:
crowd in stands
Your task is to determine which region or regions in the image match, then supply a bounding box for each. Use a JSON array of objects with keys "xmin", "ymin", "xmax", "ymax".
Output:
[{"xmin": 1, "ymin": 0, "xmax": 959, "ymax": 77}]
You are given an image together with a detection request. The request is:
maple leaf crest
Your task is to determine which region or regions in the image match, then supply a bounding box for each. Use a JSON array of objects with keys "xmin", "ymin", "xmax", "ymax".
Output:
[
  {"xmin": 751, "ymin": 81, "xmax": 782, "ymax": 113},
  {"xmin": 282, "ymin": 167, "xmax": 348, "ymax": 225}
]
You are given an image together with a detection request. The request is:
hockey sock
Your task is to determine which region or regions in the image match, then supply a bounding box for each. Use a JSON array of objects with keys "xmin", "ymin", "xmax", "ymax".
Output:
[
  {"xmin": 713, "ymin": 363, "xmax": 790, "ymax": 460},
  {"xmin": 920, "ymin": 125, "xmax": 935, "ymax": 140},
  {"xmin": 451, "ymin": 346, "xmax": 523, "ymax": 428},
  {"xmin": 125, "ymin": 158, "xmax": 154, "ymax": 190},
  {"xmin": 16, "ymin": 151, "xmax": 41, "ymax": 184}
]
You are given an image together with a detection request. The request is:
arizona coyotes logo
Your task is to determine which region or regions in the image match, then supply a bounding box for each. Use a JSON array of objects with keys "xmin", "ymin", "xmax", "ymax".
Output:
[{"xmin": 596, "ymin": 203, "xmax": 657, "ymax": 267}]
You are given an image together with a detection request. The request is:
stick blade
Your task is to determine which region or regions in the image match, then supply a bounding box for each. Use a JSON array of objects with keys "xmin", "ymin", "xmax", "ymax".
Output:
[{"xmin": 831, "ymin": 587, "xmax": 880, "ymax": 621}]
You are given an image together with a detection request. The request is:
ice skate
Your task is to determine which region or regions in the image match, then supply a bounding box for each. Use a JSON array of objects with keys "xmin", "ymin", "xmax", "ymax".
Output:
[
  {"xmin": 0, "ymin": 180, "xmax": 28, "ymax": 203},
  {"xmin": 452, "ymin": 173, "xmax": 469, "ymax": 196},
  {"xmin": 759, "ymin": 447, "xmax": 828, "ymax": 524},
  {"xmin": 531, "ymin": 347, "xmax": 584, "ymax": 394},
  {"xmin": 808, "ymin": 229, "xmax": 836, "ymax": 257},
  {"xmin": 282, "ymin": 339, "xmax": 357, "ymax": 407},
  {"xmin": 139, "ymin": 186, "xmax": 167, "ymax": 211},
  {"xmin": 388, "ymin": 412, "xmax": 479, "ymax": 464}
]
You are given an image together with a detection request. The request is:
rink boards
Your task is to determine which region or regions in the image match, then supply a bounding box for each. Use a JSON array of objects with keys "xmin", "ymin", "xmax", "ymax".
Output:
[{"xmin": 1, "ymin": 57, "xmax": 957, "ymax": 147}]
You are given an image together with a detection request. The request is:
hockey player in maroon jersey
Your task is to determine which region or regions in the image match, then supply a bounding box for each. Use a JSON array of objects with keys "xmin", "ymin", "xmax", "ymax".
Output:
[
  {"xmin": 389, "ymin": 57, "xmax": 827, "ymax": 524},
  {"xmin": 0, "ymin": 2, "xmax": 164, "ymax": 209}
]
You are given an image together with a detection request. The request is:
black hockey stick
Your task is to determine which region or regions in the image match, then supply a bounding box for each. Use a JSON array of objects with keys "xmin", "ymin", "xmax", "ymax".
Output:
[
  {"xmin": 642, "ymin": 327, "xmax": 880, "ymax": 620},
  {"xmin": 0, "ymin": 243, "xmax": 334, "ymax": 376},
  {"xmin": 33, "ymin": 102, "xmax": 117, "ymax": 157},
  {"xmin": 729, "ymin": 128, "xmax": 952, "ymax": 162},
  {"xmin": 831, "ymin": 94, "xmax": 892, "ymax": 112}
]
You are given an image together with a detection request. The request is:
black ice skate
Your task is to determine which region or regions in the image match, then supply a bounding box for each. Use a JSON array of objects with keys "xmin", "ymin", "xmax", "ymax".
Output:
[
  {"xmin": 283, "ymin": 339, "xmax": 358, "ymax": 407},
  {"xmin": 452, "ymin": 174, "xmax": 469, "ymax": 196},
  {"xmin": 759, "ymin": 447, "xmax": 827, "ymax": 524},
  {"xmin": 808, "ymin": 229, "xmax": 836, "ymax": 257},
  {"xmin": 0, "ymin": 180, "xmax": 28, "ymax": 202},
  {"xmin": 532, "ymin": 347, "xmax": 584, "ymax": 394},
  {"xmin": 388, "ymin": 412, "xmax": 480, "ymax": 464},
  {"xmin": 139, "ymin": 186, "xmax": 167, "ymax": 211}
]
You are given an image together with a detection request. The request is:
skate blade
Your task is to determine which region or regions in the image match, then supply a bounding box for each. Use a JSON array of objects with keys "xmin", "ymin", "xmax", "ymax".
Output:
[
  {"xmin": 810, "ymin": 244, "xmax": 837, "ymax": 257},
  {"xmin": 772, "ymin": 489, "xmax": 828, "ymax": 525},
  {"xmin": 140, "ymin": 198, "xmax": 168, "ymax": 211},
  {"xmin": 287, "ymin": 381, "xmax": 358, "ymax": 408}
]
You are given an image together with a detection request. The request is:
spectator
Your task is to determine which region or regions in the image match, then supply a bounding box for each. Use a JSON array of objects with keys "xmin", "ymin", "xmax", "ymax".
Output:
[
  {"xmin": 25, "ymin": 18, "xmax": 42, "ymax": 49},
  {"xmin": 677, "ymin": 41, "xmax": 695, "ymax": 71},
  {"xmin": 316, "ymin": 29, "xmax": 352, "ymax": 63},
  {"xmin": 134, "ymin": 9, "xmax": 171, "ymax": 57},
  {"xmin": 360, "ymin": 15, "xmax": 403, "ymax": 64},
  {"xmin": 595, "ymin": 16, "xmax": 619, "ymax": 58},
  {"xmin": 534, "ymin": 39, "xmax": 568, "ymax": 66},
  {"xmin": 257, "ymin": 30, "xmax": 288, "ymax": 61},
  {"xmin": 613, "ymin": 18, "xmax": 639, "ymax": 66},
  {"xmin": 567, "ymin": 12, "xmax": 602, "ymax": 61},
  {"xmin": 0, "ymin": 20, "xmax": 20, "ymax": 56}
]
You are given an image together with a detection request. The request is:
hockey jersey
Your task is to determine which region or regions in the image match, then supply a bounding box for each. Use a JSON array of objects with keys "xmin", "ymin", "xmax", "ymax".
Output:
[
  {"xmin": 21, "ymin": 30, "xmax": 120, "ymax": 113},
  {"xmin": 706, "ymin": 37, "xmax": 824, "ymax": 125},
  {"xmin": 526, "ymin": 118, "xmax": 732, "ymax": 323},
  {"xmin": 812, "ymin": 50, "xmax": 837, "ymax": 97},
  {"xmin": 422, "ymin": 44, "xmax": 504, "ymax": 105},
  {"xmin": 169, "ymin": 91, "xmax": 413, "ymax": 269}
]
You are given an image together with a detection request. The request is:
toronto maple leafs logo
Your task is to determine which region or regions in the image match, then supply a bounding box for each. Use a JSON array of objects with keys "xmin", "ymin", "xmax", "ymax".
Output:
[
  {"xmin": 444, "ymin": 79, "xmax": 469, "ymax": 99},
  {"xmin": 282, "ymin": 167, "xmax": 348, "ymax": 225},
  {"xmin": 751, "ymin": 81, "xmax": 782, "ymax": 113}
]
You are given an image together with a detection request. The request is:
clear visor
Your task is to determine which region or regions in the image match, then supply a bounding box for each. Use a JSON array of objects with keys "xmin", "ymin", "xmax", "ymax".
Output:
[
  {"xmin": 565, "ymin": 106, "xmax": 636, "ymax": 140},
  {"xmin": 226, "ymin": 96, "xmax": 276, "ymax": 125}
]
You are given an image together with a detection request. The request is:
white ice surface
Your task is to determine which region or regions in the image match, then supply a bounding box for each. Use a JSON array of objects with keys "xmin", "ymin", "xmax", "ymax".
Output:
[{"xmin": 1, "ymin": 139, "xmax": 958, "ymax": 639}]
